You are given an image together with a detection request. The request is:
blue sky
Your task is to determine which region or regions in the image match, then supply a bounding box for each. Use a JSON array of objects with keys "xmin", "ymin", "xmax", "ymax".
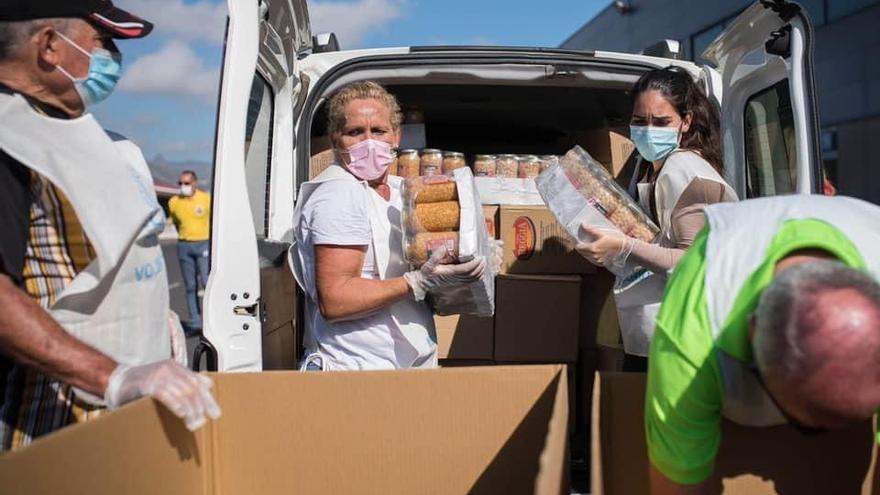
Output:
[{"xmin": 93, "ymin": 0, "xmax": 609, "ymax": 166}]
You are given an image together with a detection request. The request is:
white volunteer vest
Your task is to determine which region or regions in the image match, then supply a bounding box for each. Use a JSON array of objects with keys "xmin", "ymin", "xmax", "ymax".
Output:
[
  {"xmin": 289, "ymin": 165, "xmax": 437, "ymax": 369},
  {"xmin": 704, "ymin": 194, "xmax": 880, "ymax": 425},
  {"xmin": 615, "ymin": 151, "xmax": 736, "ymax": 356},
  {"xmin": 0, "ymin": 93, "xmax": 171, "ymax": 404}
]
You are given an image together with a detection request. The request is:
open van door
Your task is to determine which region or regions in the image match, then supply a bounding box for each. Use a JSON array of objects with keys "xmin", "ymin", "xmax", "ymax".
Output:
[
  {"xmin": 703, "ymin": 0, "xmax": 822, "ymax": 199},
  {"xmin": 201, "ymin": 0, "xmax": 311, "ymax": 371}
]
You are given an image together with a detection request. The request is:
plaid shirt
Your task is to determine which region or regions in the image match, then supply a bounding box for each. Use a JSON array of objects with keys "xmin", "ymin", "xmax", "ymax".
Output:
[{"xmin": 0, "ymin": 174, "xmax": 104, "ymax": 451}]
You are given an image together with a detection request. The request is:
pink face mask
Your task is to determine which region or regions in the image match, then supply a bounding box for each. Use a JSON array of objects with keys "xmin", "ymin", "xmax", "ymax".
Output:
[{"xmin": 344, "ymin": 139, "xmax": 394, "ymax": 181}]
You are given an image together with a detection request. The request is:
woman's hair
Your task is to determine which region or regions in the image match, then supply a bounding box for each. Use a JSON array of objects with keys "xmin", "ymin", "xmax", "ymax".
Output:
[
  {"xmin": 630, "ymin": 66, "xmax": 724, "ymax": 173},
  {"xmin": 326, "ymin": 81, "xmax": 402, "ymax": 138}
]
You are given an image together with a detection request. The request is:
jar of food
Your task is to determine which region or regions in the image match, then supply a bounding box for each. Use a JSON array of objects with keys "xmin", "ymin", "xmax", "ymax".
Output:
[
  {"xmin": 539, "ymin": 155, "xmax": 558, "ymax": 173},
  {"xmin": 442, "ymin": 151, "xmax": 466, "ymax": 174},
  {"xmin": 473, "ymin": 154, "xmax": 497, "ymax": 177},
  {"xmin": 518, "ymin": 155, "xmax": 542, "ymax": 179},
  {"xmin": 388, "ymin": 151, "xmax": 399, "ymax": 176},
  {"xmin": 496, "ymin": 154, "xmax": 519, "ymax": 178},
  {"xmin": 397, "ymin": 149, "xmax": 420, "ymax": 178},
  {"xmin": 420, "ymin": 148, "xmax": 443, "ymax": 176}
]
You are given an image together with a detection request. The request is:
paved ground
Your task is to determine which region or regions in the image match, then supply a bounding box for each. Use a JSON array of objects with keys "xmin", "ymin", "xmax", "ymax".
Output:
[{"xmin": 160, "ymin": 235, "xmax": 202, "ymax": 362}]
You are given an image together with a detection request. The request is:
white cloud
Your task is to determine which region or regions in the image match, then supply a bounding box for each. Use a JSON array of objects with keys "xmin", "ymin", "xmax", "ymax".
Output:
[
  {"xmin": 309, "ymin": 0, "xmax": 406, "ymax": 48},
  {"xmin": 118, "ymin": 40, "xmax": 220, "ymax": 100},
  {"xmin": 114, "ymin": 0, "xmax": 227, "ymax": 44}
]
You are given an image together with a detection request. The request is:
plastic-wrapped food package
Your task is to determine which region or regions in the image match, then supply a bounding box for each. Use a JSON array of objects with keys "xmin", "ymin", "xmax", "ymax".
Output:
[
  {"xmin": 401, "ymin": 168, "xmax": 495, "ymax": 316},
  {"xmin": 536, "ymin": 145, "xmax": 659, "ymax": 247}
]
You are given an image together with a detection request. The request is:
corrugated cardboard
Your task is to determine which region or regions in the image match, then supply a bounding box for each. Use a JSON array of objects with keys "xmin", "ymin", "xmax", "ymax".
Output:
[
  {"xmin": 500, "ymin": 205, "xmax": 597, "ymax": 275},
  {"xmin": 0, "ymin": 367, "xmax": 570, "ymax": 495},
  {"xmin": 495, "ymin": 274, "xmax": 581, "ymax": 362},
  {"xmin": 568, "ymin": 128, "xmax": 635, "ymax": 178},
  {"xmin": 591, "ymin": 372, "xmax": 879, "ymax": 495},
  {"xmin": 435, "ymin": 314, "xmax": 494, "ymax": 360}
]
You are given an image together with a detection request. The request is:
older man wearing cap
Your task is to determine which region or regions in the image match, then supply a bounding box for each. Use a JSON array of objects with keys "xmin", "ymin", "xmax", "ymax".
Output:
[{"xmin": 0, "ymin": 0, "xmax": 219, "ymax": 451}]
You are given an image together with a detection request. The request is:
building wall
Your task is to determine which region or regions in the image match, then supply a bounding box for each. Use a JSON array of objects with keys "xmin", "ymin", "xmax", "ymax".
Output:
[{"xmin": 561, "ymin": 1, "xmax": 880, "ymax": 203}]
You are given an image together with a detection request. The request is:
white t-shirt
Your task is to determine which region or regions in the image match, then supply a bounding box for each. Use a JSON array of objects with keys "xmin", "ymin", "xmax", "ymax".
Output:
[{"xmin": 297, "ymin": 177, "xmax": 417, "ymax": 370}]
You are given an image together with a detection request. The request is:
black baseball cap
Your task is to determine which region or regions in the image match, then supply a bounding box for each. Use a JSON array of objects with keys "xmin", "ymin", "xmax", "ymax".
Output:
[{"xmin": 0, "ymin": 0, "xmax": 153, "ymax": 39}]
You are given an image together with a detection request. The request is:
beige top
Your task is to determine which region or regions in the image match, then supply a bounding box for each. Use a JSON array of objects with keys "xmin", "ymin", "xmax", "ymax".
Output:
[{"xmin": 629, "ymin": 152, "xmax": 738, "ymax": 273}]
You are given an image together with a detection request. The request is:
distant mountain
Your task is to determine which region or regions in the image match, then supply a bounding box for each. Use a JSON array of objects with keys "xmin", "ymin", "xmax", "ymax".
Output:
[{"xmin": 147, "ymin": 155, "xmax": 213, "ymax": 191}]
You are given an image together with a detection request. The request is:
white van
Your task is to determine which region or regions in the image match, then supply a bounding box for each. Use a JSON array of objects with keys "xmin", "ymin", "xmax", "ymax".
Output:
[{"xmin": 195, "ymin": 0, "xmax": 823, "ymax": 371}]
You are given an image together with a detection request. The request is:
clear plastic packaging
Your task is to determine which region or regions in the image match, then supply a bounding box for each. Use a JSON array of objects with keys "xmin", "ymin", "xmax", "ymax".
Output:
[
  {"xmin": 401, "ymin": 168, "xmax": 495, "ymax": 316},
  {"xmin": 535, "ymin": 145, "xmax": 659, "ymax": 245}
]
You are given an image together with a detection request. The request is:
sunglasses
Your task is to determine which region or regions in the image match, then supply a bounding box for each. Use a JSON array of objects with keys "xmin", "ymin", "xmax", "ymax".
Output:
[{"xmin": 749, "ymin": 365, "xmax": 829, "ymax": 436}]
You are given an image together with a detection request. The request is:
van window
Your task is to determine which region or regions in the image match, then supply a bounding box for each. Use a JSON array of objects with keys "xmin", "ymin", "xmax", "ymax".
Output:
[
  {"xmin": 744, "ymin": 79, "xmax": 796, "ymax": 198},
  {"xmin": 244, "ymin": 74, "xmax": 274, "ymax": 238}
]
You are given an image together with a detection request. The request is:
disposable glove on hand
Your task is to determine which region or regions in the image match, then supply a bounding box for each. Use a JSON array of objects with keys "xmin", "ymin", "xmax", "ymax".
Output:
[
  {"xmin": 403, "ymin": 249, "xmax": 487, "ymax": 301},
  {"xmin": 576, "ymin": 224, "xmax": 635, "ymax": 271},
  {"xmin": 104, "ymin": 360, "xmax": 221, "ymax": 431}
]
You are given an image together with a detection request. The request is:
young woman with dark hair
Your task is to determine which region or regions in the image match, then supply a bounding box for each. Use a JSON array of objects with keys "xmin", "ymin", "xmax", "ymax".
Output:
[{"xmin": 577, "ymin": 66, "xmax": 738, "ymax": 370}]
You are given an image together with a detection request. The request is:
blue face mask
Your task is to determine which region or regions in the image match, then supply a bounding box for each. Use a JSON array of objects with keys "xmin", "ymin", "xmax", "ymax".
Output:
[
  {"xmin": 54, "ymin": 32, "xmax": 122, "ymax": 109},
  {"xmin": 629, "ymin": 125, "xmax": 681, "ymax": 162}
]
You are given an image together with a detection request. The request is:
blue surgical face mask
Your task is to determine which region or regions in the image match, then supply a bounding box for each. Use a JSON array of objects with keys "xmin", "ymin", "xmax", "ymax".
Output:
[
  {"xmin": 629, "ymin": 125, "xmax": 681, "ymax": 162},
  {"xmin": 54, "ymin": 32, "xmax": 122, "ymax": 109}
]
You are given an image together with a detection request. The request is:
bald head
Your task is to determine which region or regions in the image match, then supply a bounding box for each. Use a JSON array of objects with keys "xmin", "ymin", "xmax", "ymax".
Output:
[{"xmin": 753, "ymin": 260, "xmax": 880, "ymax": 429}]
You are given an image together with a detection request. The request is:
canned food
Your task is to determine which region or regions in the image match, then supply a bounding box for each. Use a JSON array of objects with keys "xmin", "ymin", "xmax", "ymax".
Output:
[
  {"xmin": 496, "ymin": 154, "xmax": 519, "ymax": 178},
  {"xmin": 420, "ymin": 148, "xmax": 443, "ymax": 177},
  {"xmin": 473, "ymin": 154, "xmax": 497, "ymax": 177},
  {"xmin": 442, "ymin": 151, "xmax": 466, "ymax": 174},
  {"xmin": 539, "ymin": 155, "xmax": 558, "ymax": 173},
  {"xmin": 518, "ymin": 155, "xmax": 542, "ymax": 179},
  {"xmin": 397, "ymin": 149, "xmax": 420, "ymax": 178}
]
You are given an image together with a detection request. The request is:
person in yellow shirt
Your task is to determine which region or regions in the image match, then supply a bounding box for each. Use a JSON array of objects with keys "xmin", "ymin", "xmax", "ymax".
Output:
[{"xmin": 168, "ymin": 170, "xmax": 211, "ymax": 331}]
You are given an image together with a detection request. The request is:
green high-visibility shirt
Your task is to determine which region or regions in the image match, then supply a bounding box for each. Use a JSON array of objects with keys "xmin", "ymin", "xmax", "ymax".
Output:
[{"xmin": 645, "ymin": 218, "xmax": 874, "ymax": 485}]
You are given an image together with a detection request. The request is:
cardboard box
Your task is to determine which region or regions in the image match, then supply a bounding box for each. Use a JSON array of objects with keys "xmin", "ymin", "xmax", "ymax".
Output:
[
  {"xmin": 435, "ymin": 314, "xmax": 494, "ymax": 360},
  {"xmin": 566, "ymin": 128, "xmax": 635, "ymax": 178},
  {"xmin": 495, "ymin": 274, "xmax": 581, "ymax": 362},
  {"xmin": 482, "ymin": 204, "xmax": 499, "ymax": 239},
  {"xmin": 499, "ymin": 205, "xmax": 597, "ymax": 275},
  {"xmin": 591, "ymin": 372, "xmax": 879, "ymax": 495},
  {"xmin": 0, "ymin": 367, "xmax": 570, "ymax": 494}
]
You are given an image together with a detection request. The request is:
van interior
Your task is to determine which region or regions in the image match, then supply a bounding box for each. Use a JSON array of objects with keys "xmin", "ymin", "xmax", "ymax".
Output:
[{"xmin": 307, "ymin": 62, "xmax": 646, "ymax": 172}]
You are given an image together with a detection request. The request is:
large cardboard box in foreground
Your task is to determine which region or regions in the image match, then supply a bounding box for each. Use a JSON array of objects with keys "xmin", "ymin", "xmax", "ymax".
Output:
[
  {"xmin": 0, "ymin": 367, "xmax": 570, "ymax": 495},
  {"xmin": 500, "ymin": 205, "xmax": 596, "ymax": 275},
  {"xmin": 591, "ymin": 372, "xmax": 879, "ymax": 495}
]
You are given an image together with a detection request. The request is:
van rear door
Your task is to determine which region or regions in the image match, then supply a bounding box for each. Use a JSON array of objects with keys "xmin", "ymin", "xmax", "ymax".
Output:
[
  {"xmin": 703, "ymin": 0, "xmax": 821, "ymax": 198},
  {"xmin": 203, "ymin": 0, "xmax": 311, "ymax": 371}
]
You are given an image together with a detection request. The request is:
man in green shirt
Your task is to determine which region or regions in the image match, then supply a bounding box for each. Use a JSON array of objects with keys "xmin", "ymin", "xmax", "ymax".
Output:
[{"xmin": 646, "ymin": 195, "xmax": 880, "ymax": 494}]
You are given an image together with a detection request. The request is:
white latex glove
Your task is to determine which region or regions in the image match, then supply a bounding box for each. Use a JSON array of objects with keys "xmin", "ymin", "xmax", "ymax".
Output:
[
  {"xmin": 168, "ymin": 311, "xmax": 188, "ymax": 367},
  {"xmin": 576, "ymin": 224, "xmax": 635, "ymax": 271},
  {"xmin": 490, "ymin": 239, "xmax": 504, "ymax": 274},
  {"xmin": 403, "ymin": 249, "xmax": 487, "ymax": 301},
  {"xmin": 104, "ymin": 360, "xmax": 221, "ymax": 431}
]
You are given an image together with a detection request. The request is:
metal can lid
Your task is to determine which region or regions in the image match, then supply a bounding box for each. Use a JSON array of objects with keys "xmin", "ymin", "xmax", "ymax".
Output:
[
  {"xmin": 443, "ymin": 151, "xmax": 464, "ymax": 158},
  {"xmin": 421, "ymin": 148, "xmax": 443, "ymax": 154},
  {"xmin": 475, "ymin": 154, "xmax": 496, "ymax": 160}
]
